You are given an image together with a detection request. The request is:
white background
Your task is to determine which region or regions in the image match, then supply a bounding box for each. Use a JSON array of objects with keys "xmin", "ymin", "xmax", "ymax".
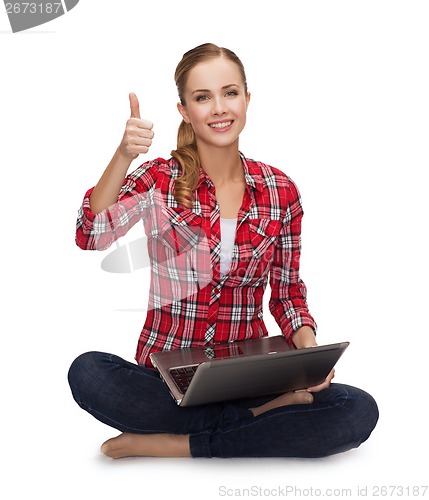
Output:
[{"xmin": 1, "ymin": 1, "xmax": 428, "ymax": 498}]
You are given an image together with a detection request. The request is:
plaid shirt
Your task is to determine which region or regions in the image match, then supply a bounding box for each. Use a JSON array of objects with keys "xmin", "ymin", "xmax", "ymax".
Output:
[{"xmin": 76, "ymin": 154, "xmax": 316, "ymax": 367}]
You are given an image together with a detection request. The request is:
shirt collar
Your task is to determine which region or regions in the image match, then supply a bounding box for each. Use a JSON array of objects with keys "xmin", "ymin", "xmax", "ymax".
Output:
[
  {"xmin": 239, "ymin": 152, "xmax": 265, "ymax": 193},
  {"xmin": 197, "ymin": 152, "xmax": 265, "ymax": 193}
]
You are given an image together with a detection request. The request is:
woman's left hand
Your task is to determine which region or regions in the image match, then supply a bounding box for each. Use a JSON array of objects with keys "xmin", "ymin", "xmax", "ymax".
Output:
[
  {"xmin": 292, "ymin": 327, "xmax": 335, "ymax": 393},
  {"xmin": 306, "ymin": 368, "xmax": 335, "ymax": 393}
]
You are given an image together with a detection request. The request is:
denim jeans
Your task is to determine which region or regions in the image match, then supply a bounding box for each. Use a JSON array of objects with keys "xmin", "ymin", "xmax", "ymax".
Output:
[{"xmin": 68, "ymin": 351, "xmax": 379, "ymax": 458}]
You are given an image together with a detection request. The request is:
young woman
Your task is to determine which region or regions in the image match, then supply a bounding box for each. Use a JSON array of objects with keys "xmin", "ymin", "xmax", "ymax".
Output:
[{"xmin": 68, "ymin": 43, "xmax": 378, "ymax": 459}]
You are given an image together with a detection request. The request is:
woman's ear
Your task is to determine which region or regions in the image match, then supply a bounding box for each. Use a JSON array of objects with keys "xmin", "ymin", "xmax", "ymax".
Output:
[
  {"xmin": 177, "ymin": 102, "xmax": 191, "ymax": 124},
  {"xmin": 246, "ymin": 92, "xmax": 251, "ymax": 111}
]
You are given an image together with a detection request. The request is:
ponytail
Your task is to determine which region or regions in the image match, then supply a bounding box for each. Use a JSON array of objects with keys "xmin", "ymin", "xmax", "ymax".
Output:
[{"xmin": 171, "ymin": 120, "xmax": 200, "ymax": 208}]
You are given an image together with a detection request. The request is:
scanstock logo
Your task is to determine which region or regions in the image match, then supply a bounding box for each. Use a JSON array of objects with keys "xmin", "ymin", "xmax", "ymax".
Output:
[{"xmin": 4, "ymin": 1, "xmax": 79, "ymax": 32}]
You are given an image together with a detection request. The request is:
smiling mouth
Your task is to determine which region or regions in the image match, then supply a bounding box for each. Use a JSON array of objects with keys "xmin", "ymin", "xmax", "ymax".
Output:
[{"xmin": 209, "ymin": 121, "xmax": 233, "ymax": 129}]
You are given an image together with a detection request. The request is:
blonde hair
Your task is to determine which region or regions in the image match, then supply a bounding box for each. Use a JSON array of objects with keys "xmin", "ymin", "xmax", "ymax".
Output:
[{"xmin": 171, "ymin": 43, "xmax": 248, "ymax": 208}]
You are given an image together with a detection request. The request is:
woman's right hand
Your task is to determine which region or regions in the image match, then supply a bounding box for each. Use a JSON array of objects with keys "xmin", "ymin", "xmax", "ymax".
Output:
[
  {"xmin": 89, "ymin": 93, "xmax": 154, "ymax": 215},
  {"xmin": 118, "ymin": 93, "xmax": 154, "ymax": 159}
]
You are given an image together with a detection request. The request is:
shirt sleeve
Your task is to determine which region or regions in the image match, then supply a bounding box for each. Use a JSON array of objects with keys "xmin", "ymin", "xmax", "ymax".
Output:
[
  {"xmin": 75, "ymin": 160, "xmax": 159, "ymax": 250},
  {"xmin": 268, "ymin": 177, "xmax": 317, "ymax": 345}
]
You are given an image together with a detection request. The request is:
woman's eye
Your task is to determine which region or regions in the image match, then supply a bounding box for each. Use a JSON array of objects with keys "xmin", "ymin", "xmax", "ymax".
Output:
[
  {"xmin": 196, "ymin": 95, "xmax": 209, "ymax": 102},
  {"xmin": 226, "ymin": 91, "xmax": 238, "ymax": 97}
]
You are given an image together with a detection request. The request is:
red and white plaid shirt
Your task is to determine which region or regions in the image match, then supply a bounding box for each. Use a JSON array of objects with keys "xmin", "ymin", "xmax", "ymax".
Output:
[{"xmin": 76, "ymin": 154, "xmax": 316, "ymax": 367}]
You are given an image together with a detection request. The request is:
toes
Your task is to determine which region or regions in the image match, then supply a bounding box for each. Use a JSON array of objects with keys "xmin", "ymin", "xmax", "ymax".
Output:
[
  {"xmin": 304, "ymin": 392, "xmax": 314, "ymax": 404},
  {"xmin": 101, "ymin": 436, "xmax": 125, "ymax": 458},
  {"xmin": 100, "ymin": 439, "xmax": 116, "ymax": 457},
  {"xmin": 293, "ymin": 391, "xmax": 314, "ymax": 405}
]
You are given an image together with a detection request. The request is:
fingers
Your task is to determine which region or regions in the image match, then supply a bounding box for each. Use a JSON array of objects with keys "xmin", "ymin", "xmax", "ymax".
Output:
[
  {"xmin": 129, "ymin": 92, "xmax": 141, "ymax": 119},
  {"xmin": 119, "ymin": 93, "xmax": 154, "ymax": 159},
  {"xmin": 122, "ymin": 126, "xmax": 154, "ymax": 157},
  {"xmin": 129, "ymin": 93, "xmax": 154, "ymax": 129},
  {"xmin": 306, "ymin": 368, "xmax": 335, "ymax": 393}
]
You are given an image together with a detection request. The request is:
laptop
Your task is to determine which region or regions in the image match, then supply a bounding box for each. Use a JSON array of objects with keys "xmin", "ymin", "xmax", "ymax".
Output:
[{"xmin": 150, "ymin": 335, "xmax": 349, "ymax": 406}]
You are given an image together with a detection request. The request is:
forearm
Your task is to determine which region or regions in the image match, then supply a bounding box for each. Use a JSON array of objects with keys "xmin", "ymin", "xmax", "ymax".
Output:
[
  {"xmin": 90, "ymin": 147, "xmax": 133, "ymax": 214},
  {"xmin": 292, "ymin": 326, "xmax": 317, "ymax": 349}
]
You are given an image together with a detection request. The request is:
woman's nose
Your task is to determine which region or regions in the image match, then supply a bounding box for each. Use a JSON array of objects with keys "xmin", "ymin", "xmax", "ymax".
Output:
[{"xmin": 211, "ymin": 97, "xmax": 227, "ymax": 115}]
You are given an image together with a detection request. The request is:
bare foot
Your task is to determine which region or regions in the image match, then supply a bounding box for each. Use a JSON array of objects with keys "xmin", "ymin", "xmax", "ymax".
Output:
[
  {"xmin": 100, "ymin": 432, "xmax": 191, "ymax": 459},
  {"xmin": 250, "ymin": 391, "xmax": 314, "ymax": 417}
]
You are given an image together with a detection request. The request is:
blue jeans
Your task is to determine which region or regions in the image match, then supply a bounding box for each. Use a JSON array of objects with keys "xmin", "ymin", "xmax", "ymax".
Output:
[{"xmin": 67, "ymin": 351, "xmax": 378, "ymax": 458}]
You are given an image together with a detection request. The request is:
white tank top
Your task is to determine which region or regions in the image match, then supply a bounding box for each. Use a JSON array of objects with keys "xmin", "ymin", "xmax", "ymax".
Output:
[{"xmin": 220, "ymin": 218, "xmax": 237, "ymax": 276}]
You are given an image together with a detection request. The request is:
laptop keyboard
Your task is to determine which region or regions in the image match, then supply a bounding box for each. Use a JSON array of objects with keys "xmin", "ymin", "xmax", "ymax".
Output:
[{"xmin": 170, "ymin": 365, "xmax": 199, "ymax": 393}]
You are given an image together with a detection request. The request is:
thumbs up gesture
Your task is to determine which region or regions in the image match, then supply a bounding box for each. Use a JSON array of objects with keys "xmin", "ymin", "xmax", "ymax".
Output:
[{"xmin": 119, "ymin": 93, "xmax": 154, "ymax": 159}]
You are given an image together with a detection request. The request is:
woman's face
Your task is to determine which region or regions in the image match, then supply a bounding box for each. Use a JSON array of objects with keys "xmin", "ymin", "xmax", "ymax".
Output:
[{"xmin": 177, "ymin": 56, "xmax": 250, "ymax": 150}]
